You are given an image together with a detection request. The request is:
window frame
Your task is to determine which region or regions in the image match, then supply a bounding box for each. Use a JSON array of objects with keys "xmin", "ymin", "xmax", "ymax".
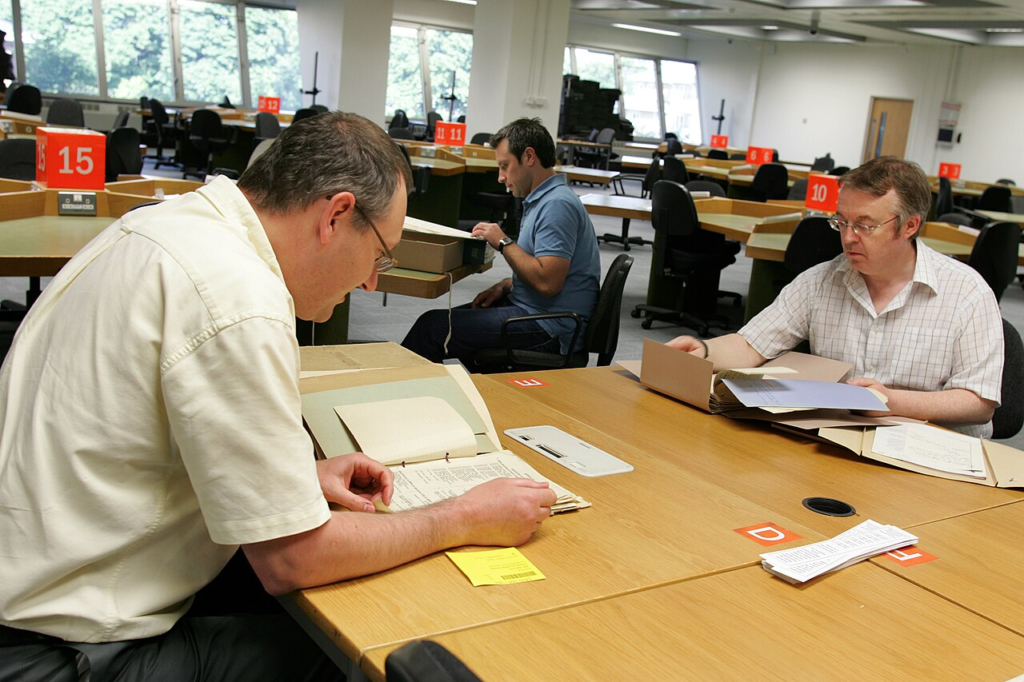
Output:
[{"xmin": 387, "ymin": 20, "xmax": 474, "ymax": 122}]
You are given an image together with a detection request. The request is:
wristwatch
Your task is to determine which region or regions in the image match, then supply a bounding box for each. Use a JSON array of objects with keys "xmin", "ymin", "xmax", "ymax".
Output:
[{"xmin": 497, "ymin": 236, "xmax": 514, "ymax": 253}]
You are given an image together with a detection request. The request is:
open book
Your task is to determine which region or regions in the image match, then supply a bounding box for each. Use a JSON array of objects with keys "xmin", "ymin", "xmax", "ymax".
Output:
[{"xmin": 301, "ymin": 362, "xmax": 589, "ymax": 514}]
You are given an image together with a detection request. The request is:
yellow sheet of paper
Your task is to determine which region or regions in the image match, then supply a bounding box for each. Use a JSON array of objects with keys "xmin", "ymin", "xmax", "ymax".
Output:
[{"xmin": 445, "ymin": 548, "xmax": 545, "ymax": 586}]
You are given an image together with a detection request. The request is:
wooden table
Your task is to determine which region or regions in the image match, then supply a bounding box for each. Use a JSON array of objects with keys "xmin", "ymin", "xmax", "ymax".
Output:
[
  {"xmin": 580, "ymin": 193, "xmax": 653, "ymax": 250},
  {"xmin": 554, "ymin": 165, "xmax": 620, "ymax": 186},
  {"xmin": 557, "ymin": 138, "xmax": 613, "ymax": 167},
  {"xmin": 977, "ymin": 209, "xmax": 1024, "ymax": 225}
]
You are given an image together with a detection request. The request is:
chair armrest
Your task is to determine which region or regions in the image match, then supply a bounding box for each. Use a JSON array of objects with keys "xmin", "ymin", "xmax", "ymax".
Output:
[{"xmin": 500, "ymin": 311, "xmax": 582, "ymax": 370}]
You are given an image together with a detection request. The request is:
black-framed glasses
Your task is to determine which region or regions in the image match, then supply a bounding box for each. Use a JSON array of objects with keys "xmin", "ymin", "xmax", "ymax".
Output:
[
  {"xmin": 350, "ymin": 201, "xmax": 397, "ymax": 273},
  {"xmin": 828, "ymin": 214, "xmax": 899, "ymax": 237}
]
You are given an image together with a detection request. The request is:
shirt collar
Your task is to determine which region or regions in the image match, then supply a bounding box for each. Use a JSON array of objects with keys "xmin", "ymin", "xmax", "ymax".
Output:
[{"xmin": 523, "ymin": 172, "xmax": 566, "ymax": 207}]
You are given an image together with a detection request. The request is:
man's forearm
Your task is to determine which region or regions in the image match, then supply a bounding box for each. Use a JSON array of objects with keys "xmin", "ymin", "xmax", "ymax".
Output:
[
  {"xmin": 706, "ymin": 333, "xmax": 768, "ymax": 371},
  {"xmin": 886, "ymin": 387, "xmax": 997, "ymax": 426}
]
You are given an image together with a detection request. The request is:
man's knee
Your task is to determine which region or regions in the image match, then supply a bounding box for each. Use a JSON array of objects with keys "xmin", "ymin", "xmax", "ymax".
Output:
[{"xmin": 402, "ymin": 309, "xmax": 450, "ymax": 360}]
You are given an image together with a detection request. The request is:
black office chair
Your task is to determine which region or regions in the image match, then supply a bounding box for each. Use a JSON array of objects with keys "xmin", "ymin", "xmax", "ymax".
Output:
[
  {"xmin": 109, "ymin": 109, "xmax": 130, "ymax": 131},
  {"xmin": 4, "ymin": 83, "xmax": 41, "ymax": 115},
  {"xmin": 750, "ymin": 163, "xmax": 789, "ymax": 202},
  {"xmin": 810, "ymin": 153, "xmax": 835, "ymax": 172},
  {"xmin": 978, "ymin": 185, "xmax": 1012, "ymax": 214},
  {"xmin": 253, "ymin": 112, "xmax": 281, "ymax": 147},
  {"xmin": 0, "ymin": 138, "xmax": 36, "ymax": 180},
  {"xmin": 470, "ymin": 132, "xmax": 491, "ymax": 146},
  {"xmin": 389, "ymin": 127, "xmax": 415, "ymax": 140},
  {"xmin": 386, "ymin": 641, "xmax": 482, "ymax": 682},
  {"xmin": 576, "ymin": 127, "xmax": 615, "ymax": 169},
  {"xmin": 473, "ymin": 253, "xmax": 634, "ymax": 372},
  {"xmin": 186, "ymin": 109, "xmax": 234, "ymax": 179},
  {"xmin": 685, "ymin": 180, "xmax": 726, "ymax": 197},
  {"xmin": 105, "ymin": 127, "xmax": 142, "ymax": 182},
  {"xmin": 784, "ymin": 216, "xmax": 843, "ymax": 276},
  {"xmin": 46, "ymin": 98, "xmax": 85, "ymax": 127},
  {"xmin": 292, "ymin": 108, "xmax": 318, "ymax": 124},
  {"xmin": 662, "ymin": 156, "xmax": 689, "ymax": 185},
  {"xmin": 425, "ymin": 111, "xmax": 442, "ymax": 141},
  {"xmin": 829, "ymin": 166, "xmax": 850, "ymax": 177},
  {"xmin": 993, "ymin": 319, "xmax": 1024, "ymax": 439},
  {"xmin": 787, "ymin": 178, "xmax": 809, "ymax": 201},
  {"xmin": 934, "ymin": 177, "xmax": 954, "ymax": 220},
  {"xmin": 456, "ymin": 115, "xmax": 466, "ymax": 123},
  {"xmin": 968, "ymin": 221, "xmax": 1021, "ymax": 303},
  {"xmin": 631, "ymin": 181, "xmax": 741, "ymax": 336},
  {"xmin": 729, "ymin": 153, "xmax": 746, "ymax": 160},
  {"xmin": 707, "ymin": 149, "xmax": 728, "ymax": 160},
  {"xmin": 391, "ymin": 109, "xmax": 410, "ymax": 129},
  {"xmin": 309, "ymin": 104, "xmax": 328, "ymax": 114},
  {"xmin": 395, "ymin": 142, "xmax": 430, "ymax": 195},
  {"xmin": 613, "ymin": 155, "xmax": 660, "ymax": 198},
  {"xmin": 143, "ymin": 99, "xmax": 180, "ymax": 169},
  {"xmin": 664, "ymin": 138, "xmax": 683, "ymax": 157},
  {"xmin": 995, "ymin": 178, "xmax": 1016, "ymax": 187},
  {"xmin": 938, "ymin": 212, "xmax": 973, "ymax": 227}
]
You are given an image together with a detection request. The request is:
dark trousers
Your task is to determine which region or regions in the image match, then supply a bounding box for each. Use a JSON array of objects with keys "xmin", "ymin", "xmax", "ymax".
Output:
[
  {"xmin": 0, "ymin": 551, "xmax": 343, "ymax": 682},
  {"xmin": 402, "ymin": 300, "xmax": 558, "ymax": 369}
]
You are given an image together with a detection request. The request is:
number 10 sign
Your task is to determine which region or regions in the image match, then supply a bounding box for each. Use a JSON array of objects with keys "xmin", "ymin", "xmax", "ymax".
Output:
[
  {"xmin": 805, "ymin": 174, "xmax": 840, "ymax": 212},
  {"xmin": 36, "ymin": 127, "xmax": 107, "ymax": 190}
]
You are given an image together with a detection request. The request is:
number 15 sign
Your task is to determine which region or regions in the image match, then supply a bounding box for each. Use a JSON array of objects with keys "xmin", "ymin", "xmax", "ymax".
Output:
[{"xmin": 36, "ymin": 127, "xmax": 107, "ymax": 190}]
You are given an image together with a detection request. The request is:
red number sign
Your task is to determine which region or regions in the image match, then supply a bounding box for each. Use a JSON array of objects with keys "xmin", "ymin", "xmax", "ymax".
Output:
[
  {"xmin": 36, "ymin": 127, "xmax": 106, "ymax": 190},
  {"xmin": 805, "ymin": 174, "xmax": 840, "ymax": 212},
  {"xmin": 257, "ymin": 96, "xmax": 281, "ymax": 115},
  {"xmin": 938, "ymin": 162, "xmax": 961, "ymax": 180},
  {"xmin": 710, "ymin": 134, "xmax": 729, "ymax": 149},
  {"xmin": 746, "ymin": 146, "xmax": 774, "ymax": 165},
  {"xmin": 434, "ymin": 122, "xmax": 467, "ymax": 146}
]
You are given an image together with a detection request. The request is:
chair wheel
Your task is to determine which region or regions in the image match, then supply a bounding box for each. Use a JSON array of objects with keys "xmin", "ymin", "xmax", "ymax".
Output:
[
  {"xmin": 641, "ymin": 319, "xmax": 653, "ymax": 330},
  {"xmin": 631, "ymin": 309, "xmax": 641, "ymax": 318}
]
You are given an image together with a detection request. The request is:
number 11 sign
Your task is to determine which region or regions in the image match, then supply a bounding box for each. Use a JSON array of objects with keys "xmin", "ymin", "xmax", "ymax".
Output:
[{"xmin": 435, "ymin": 122, "xmax": 466, "ymax": 146}]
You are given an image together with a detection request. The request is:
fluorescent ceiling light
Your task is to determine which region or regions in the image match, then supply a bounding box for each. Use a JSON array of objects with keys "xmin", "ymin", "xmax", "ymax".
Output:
[
  {"xmin": 443, "ymin": 0, "xmax": 477, "ymax": 4},
  {"xmin": 762, "ymin": 25, "xmax": 779, "ymax": 30},
  {"xmin": 611, "ymin": 23, "xmax": 682, "ymax": 37}
]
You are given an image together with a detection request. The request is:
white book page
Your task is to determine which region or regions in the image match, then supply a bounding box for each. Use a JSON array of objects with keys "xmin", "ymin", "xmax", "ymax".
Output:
[
  {"xmin": 335, "ymin": 396, "xmax": 477, "ymax": 466},
  {"xmin": 872, "ymin": 424, "xmax": 986, "ymax": 478}
]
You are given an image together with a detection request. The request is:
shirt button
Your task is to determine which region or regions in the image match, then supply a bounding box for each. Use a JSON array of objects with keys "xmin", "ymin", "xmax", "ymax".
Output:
[{"xmin": 867, "ymin": 365, "xmax": 875, "ymax": 372}]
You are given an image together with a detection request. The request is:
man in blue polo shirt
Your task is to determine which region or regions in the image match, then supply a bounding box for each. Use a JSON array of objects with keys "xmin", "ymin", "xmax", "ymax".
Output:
[{"xmin": 403, "ymin": 117, "xmax": 602, "ymax": 368}]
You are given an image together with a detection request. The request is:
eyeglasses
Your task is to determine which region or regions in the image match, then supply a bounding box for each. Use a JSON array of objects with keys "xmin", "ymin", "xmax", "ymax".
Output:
[
  {"xmin": 352, "ymin": 202, "xmax": 398, "ymax": 273},
  {"xmin": 828, "ymin": 214, "xmax": 899, "ymax": 237}
]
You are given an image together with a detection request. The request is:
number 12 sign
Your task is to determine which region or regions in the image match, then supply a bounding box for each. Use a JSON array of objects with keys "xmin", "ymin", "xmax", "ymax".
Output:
[
  {"xmin": 435, "ymin": 122, "xmax": 466, "ymax": 146},
  {"xmin": 36, "ymin": 127, "xmax": 106, "ymax": 190},
  {"xmin": 805, "ymin": 174, "xmax": 840, "ymax": 212}
]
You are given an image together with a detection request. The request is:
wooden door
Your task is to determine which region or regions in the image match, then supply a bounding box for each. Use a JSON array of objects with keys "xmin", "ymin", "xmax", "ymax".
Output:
[{"xmin": 862, "ymin": 98, "xmax": 914, "ymax": 162}]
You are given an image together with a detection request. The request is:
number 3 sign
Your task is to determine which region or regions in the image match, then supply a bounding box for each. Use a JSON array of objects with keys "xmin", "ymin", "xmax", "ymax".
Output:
[{"xmin": 36, "ymin": 127, "xmax": 107, "ymax": 190}]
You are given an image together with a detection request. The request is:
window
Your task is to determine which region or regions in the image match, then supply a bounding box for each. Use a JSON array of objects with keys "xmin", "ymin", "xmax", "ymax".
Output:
[
  {"xmin": 563, "ymin": 46, "xmax": 571, "ymax": 75},
  {"xmin": 425, "ymin": 27, "xmax": 472, "ymax": 120},
  {"xmin": 573, "ymin": 48, "xmax": 615, "ymax": 89},
  {"xmin": 21, "ymin": 0, "xmax": 99, "ymax": 95},
  {"xmin": 662, "ymin": 59, "xmax": 702, "ymax": 144},
  {"xmin": 246, "ymin": 5, "xmax": 301, "ymax": 111},
  {"xmin": 619, "ymin": 56, "xmax": 660, "ymax": 139},
  {"xmin": 1, "ymin": 0, "xmax": 17, "ymax": 86},
  {"xmin": 102, "ymin": 0, "xmax": 173, "ymax": 101},
  {"xmin": 385, "ymin": 25, "xmax": 424, "ymax": 120},
  {"xmin": 179, "ymin": 0, "xmax": 241, "ymax": 104}
]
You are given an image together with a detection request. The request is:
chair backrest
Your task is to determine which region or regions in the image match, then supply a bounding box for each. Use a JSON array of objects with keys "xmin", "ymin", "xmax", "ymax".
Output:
[
  {"xmin": 685, "ymin": 180, "xmax": 725, "ymax": 197},
  {"xmin": 392, "ymin": 109, "xmax": 410, "ymax": 129},
  {"xmin": 254, "ymin": 111, "xmax": 281, "ymax": 140},
  {"xmin": 707, "ymin": 149, "xmax": 728, "ymax": 160},
  {"xmin": 772, "ymin": 149, "xmax": 780, "ymax": 162},
  {"xmin": 651, "ymin": 180, "xmax": 698, "ymax": 239},
  {"xmin": 111, "ymin": 109, "xmax": 130, "ymax": 130},
  {"xmin": 595, "ymin": 127, "xmax": 615, "ymax": 145},
  {"xmin": 139, "ymin": 96, "xmax": 150, "ymax": 111},
  {"xmin": 662, "ymin": 156, "xmax": 689, "ymax": 185},
  {"xmin": 0, "ymin": 138, "xmax": 37, "ymax": 180},
  {"xmin": 426, "ymin": 111, "xmax": 442, "ymax": 136},
  {"xmin": 309, "ymin": 104, "xmax": 329, "ymax": 114},
  {"xmin": 935, "ymin": 176, "xmax": 954, "ymax": 218},
  {"xmin": 189, "ymin": 109, "xmax": 223, "ymax": 140},
  {"xmin": 784, "ymin": 216, "xmax": 843, "ymax": 276},
  {"xmin": 395, "ymin": 141, "xmax": 429, "ymax": 194},
  {"xmin": 46, "ymin": 98, "xmax": 85, "ymax": 127},
  {"xmin": 586, "ymin": 128, "xmax": 599, "ymax": 142},
  {"xmin": 643, "ymin": 158, "xmax": 662, "ymax": 194},
  {"xmin": 470, "ymin": 132, "xmax": 491, "ymax": 146},
  {"xmin": 457, "ymin": 115, "xmax": 466, "ymax": 123},
  {"xmin": 292, "ymin": 108, "xmax": 318, "ymax": 123},
  {"xmin": 105, "ymin": 127, "xmax": 142, "ymax": 181},
  {"xmin": 149, "ymin": 98, "xmax": 170, "ymax": 126},
  {"xmin": 978, "ymin": 185, "xmax": 1012, "ymax": 213},
  {"xmin": 389, "ymin": 127, "xmax": 415, "ymax": 140},
  {"xmin": 993, "ymin": 319, "xmax": 1024, "ymax": 439},
  {"xmin": 787, "ymin": 177, "xmax": 809, "ymax": 201},
  {"xmin": 995, "ymin": 178, "xmax": 1016, "ymax": 187},
  {"xmin": 729, "ymin": 153, "xmax": 746, "ymax": 160},
  {"xmin": 938, "ymin": 212, "xmax": 973, "ymax": 227},
  {"xmin": 5, "ymin": 83, "xmax": 41, "ymax": 115},
  {"xmin": 968, "ymin": 221, "xmax": 1022, "ymax": 302},
  {"xmin": 828, "ymin": 166, "xmax": 850, "ymax": 176},
  {"xmin": 386, "ymin": 640, "xmax": 482, "ymax": 682},
  {"xmin": 810, "ymin": 153, "xmax": 834, "ymax": 172},
  {"xmin": 751, "ymin": 163, "xmax": 789, "ymax": 201},
  {"xmin": 584, "ymin": 253, "xmax": 634, "ymax": 365},
  {"xmin": 248, "ymin": 138, "xmax": 275, "ymax": 168},
  {"xmin": 664, "ymin": 138, "xmax": 682, "ymax": 156}
]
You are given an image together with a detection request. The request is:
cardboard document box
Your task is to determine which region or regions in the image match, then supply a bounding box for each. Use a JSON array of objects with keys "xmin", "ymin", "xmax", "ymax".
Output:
[
  {"xmin": 401, "ymin": 216, "xmax": 495, "ymax": 269},
  {"xmin": 392, "ymin": 230, "xmax": 464, "ymax": 274}
]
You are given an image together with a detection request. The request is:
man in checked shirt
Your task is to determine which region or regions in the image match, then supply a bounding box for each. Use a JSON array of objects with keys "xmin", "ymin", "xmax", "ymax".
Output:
[{"xmin": 668, "ymin": 155, "xmax": 1003, "ymax": 438}]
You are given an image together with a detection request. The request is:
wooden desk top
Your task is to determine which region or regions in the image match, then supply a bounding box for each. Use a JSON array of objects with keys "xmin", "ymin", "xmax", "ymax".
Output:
[
  {"xmin": 554, "ymin": 165, "xmax": 620, "ymax": 185},
  {"xmin": 871, "ymin": 500, "xmax": 1024, "ymax": 636},
  {"xmin": 409, "ymin": 157, "xmax": 465, "ymax": 177},
  {"xmin": 291, "ymin": 379, "xmax": 823, "ymax": 663},
  {"xmin": 977, "ymin": 209, "xmax": 1024, "ymax": 224},
  {"xmin": 580, "ymin": 193, "xmax": 652, "ymax": 220},
  {"xmin": 376, "ymin": 261, "xmax": 491, "ymax": 299},
  {"xmin": 362, "ymin": 562, "xmax": 1024, "ymax": 681}
]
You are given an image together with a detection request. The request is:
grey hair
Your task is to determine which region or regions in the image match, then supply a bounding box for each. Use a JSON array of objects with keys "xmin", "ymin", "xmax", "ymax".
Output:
[
  {"xmin": 238, "ymin": 111, "xmax": 412, "ymax": 227},
  {"xmin": 839, "ymin": 156, "xmax": 932, "ymax": 238}
]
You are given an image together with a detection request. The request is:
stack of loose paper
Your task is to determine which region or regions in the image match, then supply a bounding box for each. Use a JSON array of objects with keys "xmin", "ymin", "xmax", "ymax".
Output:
[
  {"xmin": 871, "ymin": 423, "xmax": 987, "ymax": 479},
  {"xmin": 721, "ymin": 377, "xmax": 889, "ymax": 413},
  {"xmin": 760, "ymin": 520, "xmax": 918, "ymax": 584}
]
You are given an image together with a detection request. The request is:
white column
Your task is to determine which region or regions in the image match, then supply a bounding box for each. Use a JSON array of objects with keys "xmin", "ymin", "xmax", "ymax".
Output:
[
  {"xmin": 466, "ymin": 0, "xmax": 570, "ymax": 140},
  {"xmin": 296, "ymin": 0, "xmax": 393, "ymax": 126}
]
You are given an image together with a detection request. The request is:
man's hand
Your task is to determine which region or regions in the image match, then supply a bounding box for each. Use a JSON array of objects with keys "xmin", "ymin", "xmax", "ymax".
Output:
[
  {"xmin": 316, "ymin": 453, "xmax": 393, "ymax": 513},
  {"xmin": 453, "ymin": 478, "xmax": 557, "ymax": 547},
  {"xmin": 472, "ymin": 279, "xmax": 511, "ymax": 308},
  {"xmin": 846, "ymin": 377, "xmax": 895, "ymax": 417},
  {"xmin": 666, "ymin": 335, "xmax": 707, "ymax": 357},
  {"xmin": 471, "ymin": 222, "xmax": 506, "ymax": 249}
]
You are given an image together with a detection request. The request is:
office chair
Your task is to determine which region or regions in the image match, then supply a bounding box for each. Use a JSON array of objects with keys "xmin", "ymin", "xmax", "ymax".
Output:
[
  {"xmin": 292, "ymin": 108, "xmax": 318, "ymax": 123},
  {"xmin": 386, "ymin": 641, "xmax": 482, "ymax": 682},
  {"xmin": 395, "ymin": 142, "xmax": 430, "ymax": 195},
  {"xmin": 425, "ymin": 111, "xmax": 442, "ymax": 141},
  {"xmin": 0, "ymin": 138, "xmax": 36, "ymax": 180},
  {"xmin": 995, "ymin": 178, "xmax": 1016, "ymax": 186},
  {"xmin": 993, "ymin": 318, "xmax": 1024, "ymax": 439},
  {"xmin": 4, "ymin": 82, "xmax": 41, "ymax": 115},
  {"xmin": 977, "ymin": 185, "xmax": 1012, "ymax": 214},
  {"xmin": 968, "ymin": 221, "xmax": 1021, "ymax": 302},
  {"xmin": 248, "ymin": 138, "xmax": 275, "ymax": 168},
  {"xmin": 937, "ymin": 212, "xmax": 973, "ymax": 227},
  {"xmin": 810, "ymin": 153, "xmax": 835, "ymax": 172},
  {"xmin": 613, "ymin": 155, "xmax": 660, "ymax": 198},
  {"xmin": 45, "ymin": 98, "xmax": 85, "ymax": 127},
  {"xmin": 389, "ymin": 127, "xmax": 415, "ymax": 140},
  {"xmin": 829, "ymin": 166, "xmax": 850, "ymax": 176},
  {"xmin": 664, "ymin": 138, "xmax": 683, "ymax": 157},
  {"xmin": 576, "ymin": 127, "xmax": 616, "ymax": 169},
  {"xmin": 473, "ymin": 253, "xmax": 634, "ymax": 372},
  {"xmin": 729, "ymin": 153, "xmax": 746, "ymax": 160},
  {"xmin": 934, "ymin": 177, "xmax": 954, "ymax": 219},
  {"xmin": 143, "ymin": 99, "xmax": 180, "ymax": 169},
  {"xmin": 662, "ymin": 156, "xmax": 689, "ymax": 185},
  {"xmin": 631, "ymin": 181, "xmax": 741, "ymax": 336},
  {"xmin": 457, "ymin": 114, "xmax": 466, "ymax": 123},
  {"xmin": 110, "ymin": 109, "xmax": 130, "ymax": 131},
  {"xmin": 749, "ymin": 163, "xmax": 789, "ymax": 202},
  {"xmin": 309, "ymin": 104, "xmax": 329, "ymax": 114},
  {"xmin": 470, "ymin": 132, "xmax": 491, "ymax": 146},
  {"xmin": 787, "ymin": 178, "xmax": 809, "ymax": 201},
  {"xmin": 784, "ymin": 216, "xmax": 843, "ymax": 276},
  {"xmin": 105, "ymin": 127, "xmax": 143, "ymax": 182},
  {"xmin": 707, "ymin": 149, "xmax": 728, "ymax": 160},
  {"xmin": 253, "ymin": 112, "xmax": 281, "ymax": 147},
  {"xmin": 186, "ymin": 109, "xmax": 235, "ymax": 179},
  {"xmin": 391, "ymin": 109, "xmax": 410, "ymax": 129},
  {"xmin": 685, "ymin": 180, "xmax": 726, "ymax": 197}
]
